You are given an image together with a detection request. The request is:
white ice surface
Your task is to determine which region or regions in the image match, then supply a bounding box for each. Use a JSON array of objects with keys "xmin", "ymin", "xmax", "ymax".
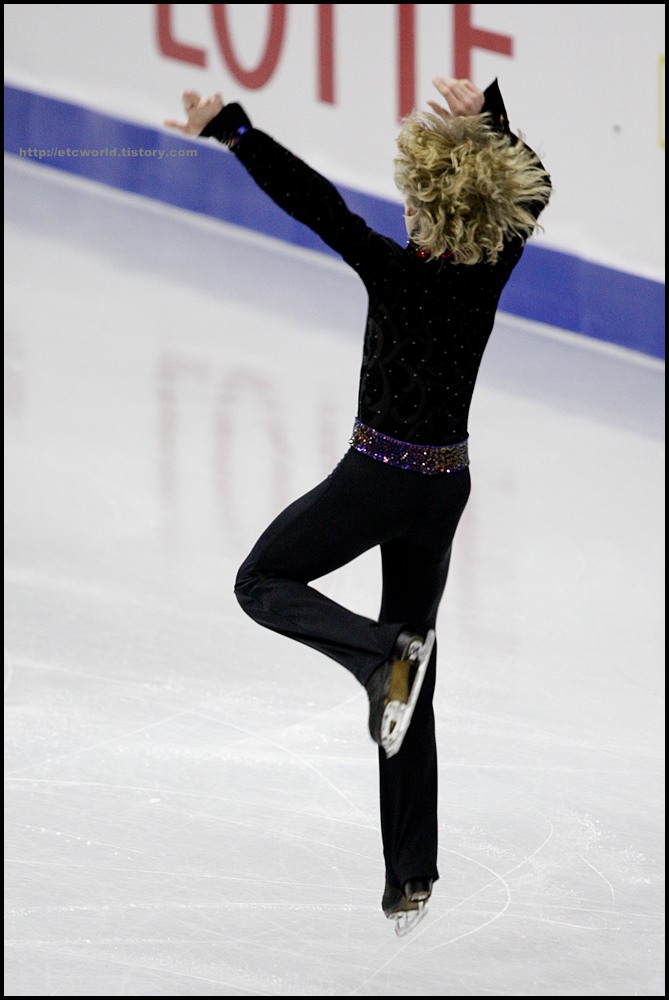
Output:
[{"xmin": 4, "ymin": 157, "xmax": 665, "ymax": 997}]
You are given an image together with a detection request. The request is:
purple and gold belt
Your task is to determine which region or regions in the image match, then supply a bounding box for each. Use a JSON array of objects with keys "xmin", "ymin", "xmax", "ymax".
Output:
[{"xmin": 349, "ymin": 419, "xmax": 469, "ymax": 475}]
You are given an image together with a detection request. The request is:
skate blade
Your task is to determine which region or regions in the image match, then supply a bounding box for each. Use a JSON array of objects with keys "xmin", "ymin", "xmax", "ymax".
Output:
[
  {"xmin": 392, "ymin": 900, "xmax": 428, "ymax": 937},
  {"xmin": 380, "ymin": 630, "xmax": 435, "ymax": 758}
]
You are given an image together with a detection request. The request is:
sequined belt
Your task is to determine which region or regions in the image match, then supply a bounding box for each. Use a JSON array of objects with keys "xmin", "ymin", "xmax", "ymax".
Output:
[{"xmin": 349, "ymin": 419, "xmax": 469, "ymax": 475}]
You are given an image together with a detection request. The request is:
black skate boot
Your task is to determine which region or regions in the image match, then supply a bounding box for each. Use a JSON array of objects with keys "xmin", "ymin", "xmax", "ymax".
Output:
[
  {"xmin": 365, "ymin": 629, "xmax": 435, "ymax": 758},
  {"xmin": 382, "ymin": 877, "xmax": 433, "ymax": 936}
]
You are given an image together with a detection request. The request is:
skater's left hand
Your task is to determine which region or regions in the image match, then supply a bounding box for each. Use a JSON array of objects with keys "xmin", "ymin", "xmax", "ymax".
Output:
[
  {"xmin": 164, "ymin": 91, "xmax": 224, "ymax": 135},
  {"xmin": 428, "ymin": 77, "xmax": 485, "ymax": 119}
]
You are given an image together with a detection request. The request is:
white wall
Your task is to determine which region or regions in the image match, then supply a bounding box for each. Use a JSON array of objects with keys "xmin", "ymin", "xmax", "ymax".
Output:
[{"xmin": 4, "ymin": 3, "xmax": 665, "ymax": 282}]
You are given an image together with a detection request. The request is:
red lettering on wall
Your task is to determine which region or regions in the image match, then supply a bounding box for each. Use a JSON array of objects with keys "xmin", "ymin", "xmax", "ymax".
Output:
[
  {"xmin": 453, "ymin": 4, "xmax": 513, "ymax": 78},
  {"xmin": 210, "ymin": 4, "xmax": 287, "ymax": 89},
  {"xmin": 154, "ymin": 5, "xmax": 515, "ymax": 113},
  {"xmin": 214, "ymin": 371, "xmax": 291, "ymax": 547},
  {"xmin": 156, "ymin": 4, "xmax": 207, "ymax": 67},
  {"xmin": 318, "ymin": 5, "xmax": 335, "ymax": 104},
  {"xmin": 156, "ymin": 352, "xmax": 210, "ymax": 528},
  {"xmin": 397, "ymin": 5, "xmax": 416, "ymax": 120}
]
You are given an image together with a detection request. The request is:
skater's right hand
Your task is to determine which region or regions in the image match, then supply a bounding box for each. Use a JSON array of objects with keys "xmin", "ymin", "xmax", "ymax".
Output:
[{"xmin": 164, "ymin": 91, "xmax": 224, "ymax": 136}]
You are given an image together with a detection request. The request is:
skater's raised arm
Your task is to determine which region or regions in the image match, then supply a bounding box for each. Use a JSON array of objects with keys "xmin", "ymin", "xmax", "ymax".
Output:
[{"xmin": 165, "ymin": 91, "xmax": 380, "ymax": 265}]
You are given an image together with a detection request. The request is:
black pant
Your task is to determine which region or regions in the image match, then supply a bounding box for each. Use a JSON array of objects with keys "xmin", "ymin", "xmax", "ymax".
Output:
[{"xmin": 234, "ymin": 447, "xmax": 471, "ymax": 889}]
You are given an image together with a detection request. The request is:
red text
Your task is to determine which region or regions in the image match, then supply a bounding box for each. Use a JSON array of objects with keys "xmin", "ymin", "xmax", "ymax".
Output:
[{"xmin": 156, "ymin": 4, "xmax": 513, "ymax": 119}]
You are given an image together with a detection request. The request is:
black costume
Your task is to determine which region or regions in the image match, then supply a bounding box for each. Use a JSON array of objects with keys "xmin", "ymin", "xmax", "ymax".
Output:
[{"xmin": 200, "ymin": 81, "xmax": 550, "ymax": 896}]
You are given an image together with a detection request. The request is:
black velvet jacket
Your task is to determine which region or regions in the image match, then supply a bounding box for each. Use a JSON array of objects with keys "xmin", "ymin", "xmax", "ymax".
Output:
[{"xmin": 201, "ymin": 81, "xmax": 551, "ymax": 445}]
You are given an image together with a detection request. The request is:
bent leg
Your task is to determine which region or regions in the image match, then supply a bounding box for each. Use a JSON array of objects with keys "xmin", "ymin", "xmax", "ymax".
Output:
[{"xmin": 234, "ymin": 451, "xmax": 405, "ymax": 684}]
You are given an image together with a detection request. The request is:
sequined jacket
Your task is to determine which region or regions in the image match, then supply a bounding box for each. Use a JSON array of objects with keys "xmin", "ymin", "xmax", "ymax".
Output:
[{"xmin": 201, "ymin": 80, "xmax": 551, "ymax": 446}]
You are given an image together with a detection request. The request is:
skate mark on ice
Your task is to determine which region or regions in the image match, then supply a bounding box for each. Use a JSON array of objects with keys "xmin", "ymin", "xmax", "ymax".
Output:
[
  {"xmin": 5, "ymin": 869, "xmax": 379, "ymax": 913},
  {"xmin": 192, "ymin": 707, "xmax": 371, "ymax": 822},
  {"xmin": 422, "ymin": 818, "xmax": 556, "ymax": 951},
  {"xmin": 5, "ymin": 821, "xmax": 146, "ymax": 856},
  {"xmin": 6, "ymin": 663, "xmax": 366, "ymax": 827},
  {"xmin": 6, "ymin": 774, "xmax": 374, "ymax": 835},
  {"xmin": 347, "ymin": 819, "xmax": 554, "ymax": 994},
  {"xmin": 5, "ymin": 940, "xmax": 274, "ymax": 997},
  {"xmin": 4, "ymin": 710, "xmax": 192, "ymax": 778},
  {"xmin": 344, "ymin": 855, "xmax": 511, "ymax": 995},
  {"xmin": 579, "ymin": 854, "xmax": 616, "ymax": 912}
]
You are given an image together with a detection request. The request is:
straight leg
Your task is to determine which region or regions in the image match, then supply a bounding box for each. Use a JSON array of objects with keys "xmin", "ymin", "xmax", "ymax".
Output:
[
  {"xmin": 377, "ymin": 540, "xmax": 452, "ymax": 889},
  {"xmin": 375, "ymin": 466, "xmax": 471, "ymax": 890}
]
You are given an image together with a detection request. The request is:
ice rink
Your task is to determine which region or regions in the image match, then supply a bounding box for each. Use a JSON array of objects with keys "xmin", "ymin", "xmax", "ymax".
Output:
[{"xmin": 4, "ymin": 156, "xmax": 665, "ymax": 996}]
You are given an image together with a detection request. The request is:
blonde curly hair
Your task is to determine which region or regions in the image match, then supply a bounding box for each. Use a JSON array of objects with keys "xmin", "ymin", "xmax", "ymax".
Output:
[{"xmin": 393, "ymin": 110, "xmax": 551, "ymax": 265}]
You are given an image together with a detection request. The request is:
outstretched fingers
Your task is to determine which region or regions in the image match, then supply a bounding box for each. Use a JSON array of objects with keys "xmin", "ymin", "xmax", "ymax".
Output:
[
  {"xmin": 430, "ymin": 76, "xmax": 485, "ymax": 117},
  {"xmin": 164, "ymin": 91, "xmax": 225, "ymax": 135}
]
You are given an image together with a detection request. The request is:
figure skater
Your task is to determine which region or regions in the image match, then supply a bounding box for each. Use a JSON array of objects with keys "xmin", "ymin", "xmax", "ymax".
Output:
[{"xmin": 165, "ymin": 75, "xmax": 551, "ymax": 934}]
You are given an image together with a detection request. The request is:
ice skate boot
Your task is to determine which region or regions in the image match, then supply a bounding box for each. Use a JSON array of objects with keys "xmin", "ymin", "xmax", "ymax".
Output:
[
  {"xmin": 365, "ymin": 629, "xmax": 435, "ymax": 758},
  {"xmin": 382, "ymin": 878, "xmax": 433, "ymax": 937}
]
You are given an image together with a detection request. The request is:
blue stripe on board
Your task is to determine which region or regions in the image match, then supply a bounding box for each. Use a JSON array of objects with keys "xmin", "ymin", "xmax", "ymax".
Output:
[{"xmin": 4, "ymin": 83, "xmax": 664, "ymax": 360}]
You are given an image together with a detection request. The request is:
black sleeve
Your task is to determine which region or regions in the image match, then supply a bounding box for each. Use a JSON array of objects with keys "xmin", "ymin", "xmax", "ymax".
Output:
[
  {"xmin": 483, "ymin": 79, "xmax": 552, "ymax": 220},
  {"xmin": 200, "ymin": 102, "xmax": 252, "ymax": 145},
  {"xmin": 200, "ymin": 103, "xmax": 388, "ymax": 267},
  {"xmin": 481, "ymin": 78, "xmax": 512, "ymax": 136}
]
